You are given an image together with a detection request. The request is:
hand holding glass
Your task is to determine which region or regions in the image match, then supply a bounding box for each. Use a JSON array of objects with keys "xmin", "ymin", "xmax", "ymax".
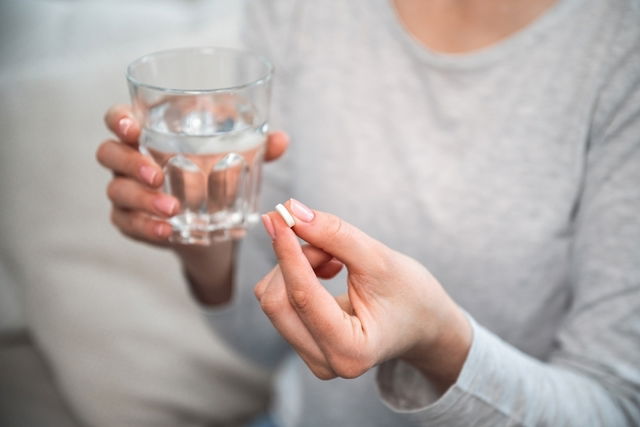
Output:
[{"xmin": 127, "ymin": 47, "xmax": 273, "ymax": 245}]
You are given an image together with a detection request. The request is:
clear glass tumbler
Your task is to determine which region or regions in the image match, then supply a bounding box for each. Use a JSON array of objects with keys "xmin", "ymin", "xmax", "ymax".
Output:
[{"xmin": 127, "ymin": 47, "xmax": 273, "ymax": 245}]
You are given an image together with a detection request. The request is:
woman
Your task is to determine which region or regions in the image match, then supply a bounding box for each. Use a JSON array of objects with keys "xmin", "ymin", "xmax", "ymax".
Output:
[{"xmin": 97, "ymin": 0, "xmax": 640, "ymax": 425}]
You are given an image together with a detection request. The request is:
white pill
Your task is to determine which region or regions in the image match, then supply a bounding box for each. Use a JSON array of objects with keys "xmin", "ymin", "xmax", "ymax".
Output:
[{"xmin": 275, "ymin": 203, "xmax": 295, "ymax": 227}]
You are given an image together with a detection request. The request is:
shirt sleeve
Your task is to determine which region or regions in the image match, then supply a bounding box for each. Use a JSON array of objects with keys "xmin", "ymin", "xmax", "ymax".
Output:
[{"xmin": 376, "ymin": 20, "xmax": 640, "ymax": 427}]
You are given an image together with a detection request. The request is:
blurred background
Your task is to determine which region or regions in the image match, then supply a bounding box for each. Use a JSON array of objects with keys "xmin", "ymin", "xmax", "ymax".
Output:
[{"xmin": 0, "ymin": 1, "xmax": 271, "ymax": 425}]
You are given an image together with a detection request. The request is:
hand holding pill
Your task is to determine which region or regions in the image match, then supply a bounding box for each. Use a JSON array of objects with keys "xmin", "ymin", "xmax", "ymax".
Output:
[{"xmin": 255, "ymin": 199, "xmax": 472, "ymax": 391}]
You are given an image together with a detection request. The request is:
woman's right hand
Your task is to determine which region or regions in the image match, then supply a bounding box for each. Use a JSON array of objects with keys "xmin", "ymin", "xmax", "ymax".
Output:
[{"xmin": 96, "ymin": 104, "xmax": 290, "ymax": 247}]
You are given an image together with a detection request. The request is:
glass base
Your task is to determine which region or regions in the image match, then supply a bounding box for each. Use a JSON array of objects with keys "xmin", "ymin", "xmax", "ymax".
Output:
[
  {"xmin": 169, "ymin": 213, "xmax": 258, "ymax": 245},
  {"xmin": 170, "ymin": 228, "xmax": 249, "ymax": 245}
]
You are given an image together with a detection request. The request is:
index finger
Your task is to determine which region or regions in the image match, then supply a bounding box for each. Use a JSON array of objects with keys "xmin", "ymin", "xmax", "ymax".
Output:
[
  {"xmin": 267, "ymin": 211, "xmax": 358, "ymax": 351},
  {"xmin": 282, "ymin": 199, "xmax": 385, "ymax": 273},
  {"xmin": 104, "ymin": 104, "xmax": 140, "ymax": 145}
]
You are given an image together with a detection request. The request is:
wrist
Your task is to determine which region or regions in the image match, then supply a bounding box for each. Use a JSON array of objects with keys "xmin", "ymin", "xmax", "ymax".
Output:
[
  {"xmin": 174, "ymin": 240, "xmax": 238, "ymax": 306},
  {"xmin": 401, "ymin": 304, "xmax": 472, "ymax": 394}
]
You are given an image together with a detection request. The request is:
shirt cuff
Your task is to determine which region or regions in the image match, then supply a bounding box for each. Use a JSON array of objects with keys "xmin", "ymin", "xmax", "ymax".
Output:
[{"xmin": 375, "ymin": 314, "xmax": 488, "ymax": 419}]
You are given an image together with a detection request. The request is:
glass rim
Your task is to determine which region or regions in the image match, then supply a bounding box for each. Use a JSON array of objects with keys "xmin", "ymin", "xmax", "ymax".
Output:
[{"xmin": 126, "ymin": 46, "xmax": 274, "ymax": 95}]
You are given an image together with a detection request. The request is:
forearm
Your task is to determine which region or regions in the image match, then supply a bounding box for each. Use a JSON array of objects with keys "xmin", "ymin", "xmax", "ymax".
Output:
[{"xmin": 174, "ymin": 240, "xmax": 238, "ymax": 306}]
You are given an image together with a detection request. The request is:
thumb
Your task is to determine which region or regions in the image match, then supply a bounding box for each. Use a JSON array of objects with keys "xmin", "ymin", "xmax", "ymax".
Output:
[{"xmin": 278, "ymin": 199, "xmax": 386, "ymax": 271}]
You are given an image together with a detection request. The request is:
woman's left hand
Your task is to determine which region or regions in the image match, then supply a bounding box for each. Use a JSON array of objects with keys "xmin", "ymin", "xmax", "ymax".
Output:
[{"xmin": 255, "ymin": 200, "xmax": 472, "ymax": 391}]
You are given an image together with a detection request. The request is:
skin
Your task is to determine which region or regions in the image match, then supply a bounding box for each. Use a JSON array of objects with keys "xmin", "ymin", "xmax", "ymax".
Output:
[
  {"xmin": 393, "ymin": 0, "xmax": 558, "ymax": 54},
  {"xmin": 96, "ymin": 0, "xmax": 558, "ymax": 393}
]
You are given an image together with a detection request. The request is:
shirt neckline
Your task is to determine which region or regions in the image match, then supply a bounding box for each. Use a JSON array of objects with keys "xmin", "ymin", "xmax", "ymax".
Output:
[{"xmin": 381, "ymin": 0, "xmax": 579, "ymax": 70}]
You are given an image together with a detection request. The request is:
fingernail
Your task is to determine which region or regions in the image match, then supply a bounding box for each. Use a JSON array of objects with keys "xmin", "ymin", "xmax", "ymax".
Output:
[
  {"xmin": 153, "ymin": 197, "xmax": 177, "ymax": 216},
  {"xmin": 140, "ymin": 165, "xmax": 158, "ymax": 185},
  {"xmin": 154, "ymin": 223, "xmax": 172, "ymax": 238},
  {"xmin": 261, "ymin": 214, "xmax": 275, "ymax": 239},
  {"xmin": 119, "ymin": 117, "xmax": 133, "ymax": 136},
  {"xmin": 289, "ymin": 199, "xmax": 314, "ymax": 222}
]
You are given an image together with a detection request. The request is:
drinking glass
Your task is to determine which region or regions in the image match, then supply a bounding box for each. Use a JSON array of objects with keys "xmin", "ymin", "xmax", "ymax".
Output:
[{"xmin": 127, "ymin": 47, "xmax": 273, "ymax": 245}]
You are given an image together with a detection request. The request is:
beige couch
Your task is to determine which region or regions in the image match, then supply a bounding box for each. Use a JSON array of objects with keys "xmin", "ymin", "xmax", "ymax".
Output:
[{"xmin": 0, "ymin": 1, "xmax": 269, "ymax": 425}]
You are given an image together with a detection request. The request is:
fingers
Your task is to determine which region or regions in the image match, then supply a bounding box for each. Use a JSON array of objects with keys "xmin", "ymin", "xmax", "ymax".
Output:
[
  {"xmin": 283, "ymin": 199, "xmax": 386, "ymax": 272},
  {"xmin": 254, "ymin": 246, "xmax": 338, "ymax": 380},
  {"xmin": 314, "ymin": 258, "xmax": 343, "ymax": 279},
  {"xmin": 255, "ymin": 249, "xmax": 341, "ymax": 304},
  {"xmin": 107, "ymin": 177, "xmax": 178, "ymax": 217},
  {"xmin": 266, "ymin": 211, "xmax": 356, "ymax": 352},
  {"xmin": 104, "ymin": 105, "xmax": 287, "ymax": 159},
  {"xmin": 110, "ymin": 208, "xmax": 173, "ymax": 243},
  {"xmin": 253, "ymin": 265, "xmax": 280, "ymax": 301},
  {"xmin": 104, "ymin": 103, "xmax": 288, "ymax": 161},
  {"xmin": 254, "ymin": 245, "xmax": 335, "ymax": 301},
  {"xmin": 264, "ymin": 131, "xmax": 289, "ymax": 162},
  {"xmin": 104, "ymin": 104, "xmax": 140, "ymax": 145},
  {"xmin": 99, "ymin": 138, "xmax": 175, "ymax": 245},
  {"xmin": 97, "ymin": 139, "xmax": 163, "ymax": 187}
]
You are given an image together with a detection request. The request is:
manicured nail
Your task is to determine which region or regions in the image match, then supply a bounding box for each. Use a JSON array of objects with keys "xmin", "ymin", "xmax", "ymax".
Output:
[
  {"xmin": 119, "ymin": 117, "xmax": 133, "ymax": 136},
  {"xmin": 289, "ymin": 199, "xmax": 314, "ymax": 222},
  {"xmin": 140, "ymin": 165, "xmax": 158, "ymax": 185},
  {"xmin": 275, "ymin": 203, "xmax": 295, "ymax": 227},
  {"xmin": 261, "ymin": 214, "xmax": 275, "ymax": 239},
  {"xmin": 154, "ymin": 223, "xmax": 172, "ymax": 238},
  {"xmin": 153, "ymin": 196, "xmax": 177, "ymax": 216}
]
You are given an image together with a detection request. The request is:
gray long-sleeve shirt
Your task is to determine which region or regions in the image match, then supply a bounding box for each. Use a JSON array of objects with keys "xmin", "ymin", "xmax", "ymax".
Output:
[{"xmin": 207, "ymin": 0, "xmax": 640, "ymax": 425}]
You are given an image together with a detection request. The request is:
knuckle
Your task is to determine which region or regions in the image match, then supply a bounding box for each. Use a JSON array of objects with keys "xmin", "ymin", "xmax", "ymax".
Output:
[
  {"xmin": 326, "ymin": 214, "xmax": 347, "ymax": 240},
  {"xmin": 328, "ymin": 354, "xmax": 373, "ymax": 379},
  {"xmin": 254, "ymin": 279, "xmax": 268, "ymax": 300},
  {"xmin": 288, "ymin": 290, "xmax": 310, "ymax": 312},
  {"xmin": 259, "ymin": 293, "xmax": 285, "ymax": 318},
  {"xmin": 105, "ymin": 104, "xmax": 127, "ymax": 128},
  {"xmin": 253, "ymin": 284, "xmax": 263, "ymax": 300},
  {"xmin": 104, "ymin": 108, "xmax": 114, "ymax": 127},
  {"xmin": 311, "ymin": 366, "xmax": 337, "ymax": 381},
  {"xmin": 95, "ymin": 140, "xmax": 112, "ymax": 165},
  {"xmin": 106, "ymin": 180, "xmax": 120, "ymax": 202},
  {"xmin": 332, "ymin": 362, "xmax": 367, "ymax": 380}
]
